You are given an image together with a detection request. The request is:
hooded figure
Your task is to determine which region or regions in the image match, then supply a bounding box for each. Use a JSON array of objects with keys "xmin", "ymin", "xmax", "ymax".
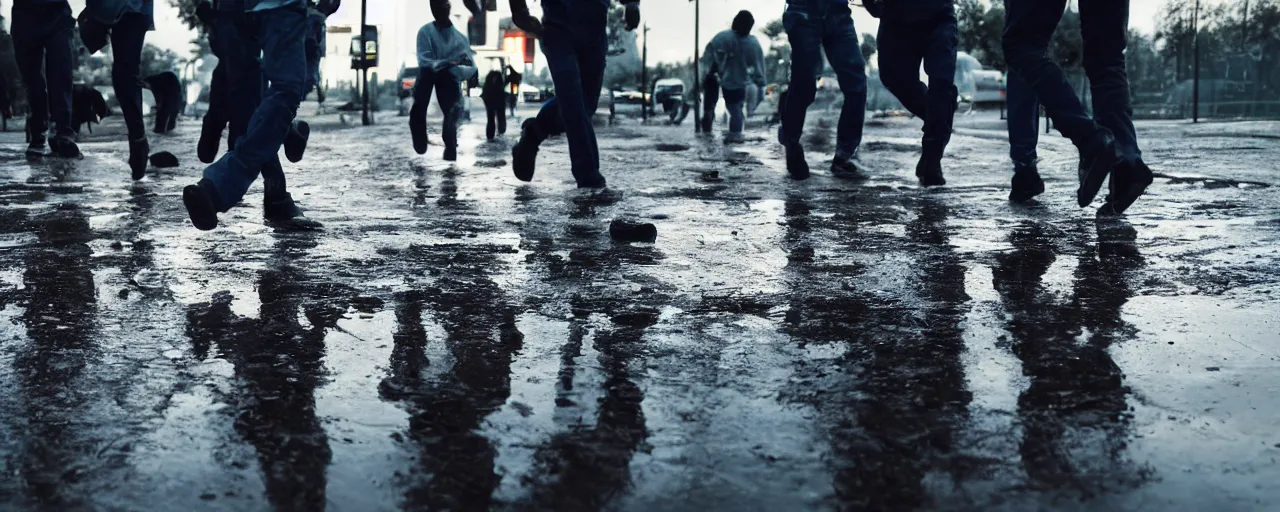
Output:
[
  {"xmin": 480, "ymin": 69, "xmax": 508, "ymax": 140},
  {"xmin": 701, "ymin": 10, "xmax": 766, "ymax": 138}
]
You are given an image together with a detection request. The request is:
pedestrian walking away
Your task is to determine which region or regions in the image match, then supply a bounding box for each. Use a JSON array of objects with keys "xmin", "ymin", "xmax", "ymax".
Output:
[
  {"xmin": 82, "ymin": 0, "xmax": 157, "ymax": 179},
  {"xmin": 182, "ymin": 0, "xmax": 319, "ymax": 231},
  {"xmin": 508, "ymin": 0, "xmax": 640, "ymax": 190},
  {"xmin": 481, "ymin": 69, "xmax": 508, "ymax": 140},
  {"xmin": 866, "ymin": 0, "xmax": 958, "ymax": 186},
  {"xmin": 505, "ymin": 64, "xmax": 522, "ymax": 118},
  {"xmin": 702, "ymin": 10, "xmax": 766, "ymax": 143},
  {"xmin": 778, "ymin": 0, "xmax": 868, "ymax": 181},
  {"xmin": 410, "ymin": 0, "xmax": 478, "ymax": 162},
  {"xmin": 12, "ymin": 0, "xmax": 79, "ymax": 159},
  {"xmin": 1002, "ymin": 0, "xmax": 1153, "ymax": 215}
]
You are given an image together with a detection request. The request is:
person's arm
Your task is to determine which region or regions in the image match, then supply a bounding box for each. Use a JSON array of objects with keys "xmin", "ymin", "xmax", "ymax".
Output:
[
  {"xmin": 509, "ymin": 0, "xmax": 543, "ymax": 36},
  {"xmin": 619, "ymin": 0, "xmax": 640, "ymax": 31},
  {"xmin": 452, "ymin": 30, "xmax": 478, "ymax": 80},
  {"xmin": 418, "ymin": 25, "xmax": 447, "ymax": 72}
]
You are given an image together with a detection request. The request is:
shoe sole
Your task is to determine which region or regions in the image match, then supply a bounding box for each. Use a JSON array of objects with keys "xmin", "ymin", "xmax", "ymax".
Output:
[
  {"xmin": 411, "ymin": 126, "xmax": 428, "ymax": 155},
  {"xmin": 183, "ymin": 185, "xmax": 219, "ymax": 231},
  {"xmin": 285, "ymin": 122, "xmax": 310, "ymax": 163},
  {"xmin": 1104, "ymin": 175, "xmax": 1153, "ymax": 216},
  {"xmin": 512, "ymin": 143, "xmax": 536, "ymax": 182},
  {"xmin": 786, "ymin": 145, "xmax": 809, "ymax": 180},
  {"xmin": 1078, "ymin": 147, "xmax": 1118, "ymax": 207},
  {"xmin": 1009, "ymin": 183, "xmax": 1046, "ymax": 203}
]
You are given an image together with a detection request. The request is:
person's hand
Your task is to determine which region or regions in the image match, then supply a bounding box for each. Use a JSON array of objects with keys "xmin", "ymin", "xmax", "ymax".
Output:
[
  {"xmin": 863, "ymin": 0, "xmax": 884, "ymax": 18},
  {"xmin": 624, "ymin": 2, "xmax": 640, "ymax": 31},
  {"xmin": 512, "ymin": 12, "xmax": 543, "ymax": 37}
]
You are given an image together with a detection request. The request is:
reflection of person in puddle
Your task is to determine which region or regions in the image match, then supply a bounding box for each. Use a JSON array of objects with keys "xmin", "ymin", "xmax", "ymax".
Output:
[
  {"xmin": 992, "ymin": 219, "xmax": 1147, "ymax": 492},
  {"xmin": 184, "ymin": 233, "xmax": 341, "ymax": 510},
  {"xmin": 11, "ymin": 207, "xmax": 97, "ymax": 506}
]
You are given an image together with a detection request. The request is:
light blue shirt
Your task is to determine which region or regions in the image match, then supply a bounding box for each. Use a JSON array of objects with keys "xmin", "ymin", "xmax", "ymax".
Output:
[
  {"xmin": 703, "ymin": 30, "xmax": 766, "ymax": 90},
  {"xmin": 417, "ymin": 21, "xmax": 477, "ymax": 83}
]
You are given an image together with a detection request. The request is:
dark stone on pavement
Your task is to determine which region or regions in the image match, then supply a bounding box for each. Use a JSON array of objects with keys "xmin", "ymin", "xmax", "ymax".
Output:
[
  {"xmin": 609, "ymin": 219, "xmax": 658, "ymax": 243},
  {"xmin": 149, "ymin": 151, "xmax": 180, "ymax": 168}
]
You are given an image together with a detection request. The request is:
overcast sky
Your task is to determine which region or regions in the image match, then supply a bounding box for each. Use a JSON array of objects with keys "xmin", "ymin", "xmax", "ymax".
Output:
[{"xmin": 44, "ymin": 0, "xmax": 1165, "ymax": 67}]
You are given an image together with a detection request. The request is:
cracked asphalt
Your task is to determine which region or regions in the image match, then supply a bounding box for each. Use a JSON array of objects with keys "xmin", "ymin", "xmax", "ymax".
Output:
[{"xmin": 2, "ymin": 105, "xmax": 1279, "ymax": 511}]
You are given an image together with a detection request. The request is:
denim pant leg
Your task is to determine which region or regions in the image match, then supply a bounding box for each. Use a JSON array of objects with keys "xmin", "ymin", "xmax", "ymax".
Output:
[
  {"xmin": 409, "ymin": 67, "xmax": 435, "ymax": 140},
  {"xmin": 109, "ymin": 13, "xmax": 150, "ymax": 142},
  {"xmin": 1002, "ymin": 0, "xmax": 1098, "ymax": 146},
  {"xmin": 781, "ymin": 7, "xmax": 821, "ymax": 145},
  {"xmin": 877, "ymin": 20, "xmax": 928, "ymax": 119},
  {"xmin": 539, "ymin": 5, "xmax": 607, "ymax": 187},
  {"xmin": 1005, "ymin": 70, "xmax": 1039, "ymax": 166},
  {"xmin": 821, "ymin": 7, "xmax": 867, "ymax": 160},
  {"xmin": 12, "ymin": 31, "xmax": 49, "ymax": 137},
  {"xmin": 920, "ymin": 17, "xmax": 958, "ymax": 159},
  {"xmin": 1080, "ymin": 0, "xmax": 1140, "ymax": 164},
  {"xmin": 723, "ymin": 87, "xmax": 745, "ymax": 133},
  {"xmin": 434, "ymin": 74, "xmax": 461, "ymax": 149},
  {"xmin": 203, "ymin": 5, "xmax": 307, "ymax": 211},
  {"xmin": 215, "ymin": 13, "xmax": 263, "ymax": 150}
]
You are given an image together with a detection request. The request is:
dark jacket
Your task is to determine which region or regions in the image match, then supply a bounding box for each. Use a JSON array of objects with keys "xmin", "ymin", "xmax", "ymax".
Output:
[
  {"xmin": 480, "ymin": 70, "xmax": 506, "ymax": 105},
  {"xmin": 869, "ymin": 0, "xmax": 954, "ymax": 23}
]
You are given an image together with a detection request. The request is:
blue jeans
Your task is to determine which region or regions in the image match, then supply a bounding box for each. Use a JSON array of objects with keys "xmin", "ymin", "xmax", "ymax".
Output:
[
  {"xmin": 1005, "ymin": 70, "xmax": 1039, "ymax": 167},
  {"xmin": 202, "ymin": 5, "xmax": 306, "ymax": 211},
  {"xmin": 1003, "ymin": 0, "xmax": 1140, "ymax": 163},
  {"xmin": 723, "ymin": 88, "xmax": 746, "ymax": 134},
  {"xmin": 877, "ymin": 15, "xmax": 958, "ymax": 160},
  {"xmin": 108, "ymin": 13, "xmax": 151, "ymax": 141},
  {"xmin": 781, "ymin": 0, "xmax": 867, "ymax": 160},
  {"xmin": 532, "ymin": 1, "xmax": 608, "ymax": 188},
  {"xmin": 11, "ymin": 2, "xmax": 75, "ymax": 139},
  {"xmin": 409, "ymin": 69, "xmax": 462, "ymax": 149}
]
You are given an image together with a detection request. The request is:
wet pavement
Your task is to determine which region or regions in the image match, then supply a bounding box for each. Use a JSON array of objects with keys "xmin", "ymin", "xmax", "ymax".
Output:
[{"xmin": 2, "ymin": 109, "xmax": 1279, "ymax": 511}]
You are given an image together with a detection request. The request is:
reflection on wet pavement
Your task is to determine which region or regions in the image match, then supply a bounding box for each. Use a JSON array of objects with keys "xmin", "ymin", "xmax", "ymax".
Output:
[{"xmin": 2, "ymin": 115, "xmax": 1280, "ymax": 511}]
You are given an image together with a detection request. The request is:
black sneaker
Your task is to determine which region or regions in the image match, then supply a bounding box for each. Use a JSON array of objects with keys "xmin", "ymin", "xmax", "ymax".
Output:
[
  {"xmin": 1098, "ymin": 160, "xmax": 1154, "ymax": 216},
  {"xmin": 784, "ymin": 142, "xmax": 809, "ymax": 180},
  {"xmin": 285, "ymin": 120, "xmax": 309, "ymax": 163},
  {"xmin": 183, "ymin": 179, "xmax": 219, "ymax": 231},
  {"xmin": 411, "ymin": 119, "xmax": 428, "ymax": 155},
  {"xmin": 129, "ymin": 138, "xmax": 150, "ymax": 180},
  {"xmin": 26, "ymin": 131, "xmax": 47, "ymax": 158},
  {"xmin": 830, "ymin": 156, "xmax": 870, "ymax": 181},
  {"xmin": 512, "ymin": 118, "xmax": 541, "ymax": 182},
  {"xmin": 443, "ymin": 146, "xmax": 457, "ymax": 162},
  {"xmin": 1077, "ymin": 128, "xmax": 1119, "ymax": 207},
  {"xmin": 1009, "ymin": 162, "xmax": 1045, "ymax": 203},
  {"xmin": 916, "ymin": 155, "xmax": 946, "ymax": 187},
  {"xmin": 263, "ymin": 192, "xmax": 323, "ymax": 230},
  {"xmin": 50, "ymin": 135, "xmax": 81, "ymax": 159},
  {"xmin": 198, "ymin": 115, "xmax": 224, "ymax": 163}
]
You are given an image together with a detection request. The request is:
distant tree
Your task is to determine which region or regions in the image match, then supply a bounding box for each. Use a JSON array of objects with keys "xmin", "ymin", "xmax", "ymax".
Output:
[
  {"xmin": 859, "ymin": 33, "xmax": 877, "ymax": 65},
  {"xmin": 761, "ymin": 18, "xmax": 791, "ymax": 84},
  {"xmin": 141, "ymin": 43, "xmax": 182, "ymax": 77},
  {"xmin": 603, "ymin": 5, "xmax": 641, "ymax": 89},
  {"xmin": 956, "ymin": 0, "xmax": 1004, "ymax": 69}
]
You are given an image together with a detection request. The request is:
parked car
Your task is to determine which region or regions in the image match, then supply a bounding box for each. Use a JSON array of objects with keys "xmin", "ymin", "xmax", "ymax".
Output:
[
  {"xmin": 972, "ymin": 69, "xmax": 1005, "ymax": 104},
  {"xmin": 522, "ymin": 84, "xmax": 542, "ymax": 102},
  {"xmin": 399, "ymin": 64, "xmax": 418, "ymax": 99}
]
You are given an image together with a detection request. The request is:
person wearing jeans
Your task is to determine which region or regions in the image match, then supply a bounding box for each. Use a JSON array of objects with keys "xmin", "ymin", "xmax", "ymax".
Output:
[
  {"xmin": 409, "ymin": 0, "xmax": 477, "ymax": 162},
  {"xmin": 183, "ymin": 0, "xmax": 317, "ymax": 231},
  {"xmin": 702, "ymin": 10, "xmax": 766, "ymax": 142},
  {"xmin": 509, "ymin": 0, "xmax": 640, "ymax": 190},
  {"xmin": 779, "ymin": 0, "xmax": 867, "ymax": 181},
  {"xmin": 867, "ymin": 0, "xmax": 957, "ymax": 187},
  {"xmin": 1003, "ymin": 0, "xmax": 1152, "ymax": 215},
  {"xmin": 83, "ymin": 0, "xmax": 154, "ymax": 179},
  {"xmin": 11, "ymin": 0, "xmax": 79, "ymax": 158},
  {"xmin": 1004, "ymin": 70, "xmax": 1045, "ymax": 202}
]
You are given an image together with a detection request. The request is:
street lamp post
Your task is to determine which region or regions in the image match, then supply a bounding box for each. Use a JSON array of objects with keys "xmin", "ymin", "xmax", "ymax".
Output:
[
  {"xmin": 361, "ymin": 0, "xmax": 370, "ymax": 125},
  {"xmin": 1192, "ymin": 0, "xmax": 1200, "ymax": 123},
  {"xmin": 641, "ymin": 23, "xmax": 649, "ymax": 121},
  {"xmin": 692, "ymin": 0, "xmax": 700, "ymax": 132}
]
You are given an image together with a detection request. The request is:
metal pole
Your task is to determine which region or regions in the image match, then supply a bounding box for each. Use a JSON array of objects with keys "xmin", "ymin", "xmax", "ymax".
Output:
[
  {"xmin": 361, "ymin": 0, "xmax": 370, "ymax": 125},
  {"xmin": 642, "ymin": 23, "xmax": 648, "ymax": 121},
  {"xmin": 1192, "ymin": 0, "xmax": 1200, "ymax": 123},
  {"xmin": 693, "ymin": 0, "xmax": 700, "ymax": 132}
]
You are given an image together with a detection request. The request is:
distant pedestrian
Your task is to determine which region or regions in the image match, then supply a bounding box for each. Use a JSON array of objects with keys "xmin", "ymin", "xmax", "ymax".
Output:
[
  {"xmin": 508, "ymin": 0, "xmax": 640, "ymax": 190},
  {"xmin": 1002, "ymin": 0, "xmax": 1152, "ymax": 215},
  {"xmin": 702, "ymin": 10, "xmax": 766, "ymax": 142},
  {"xmin": 409, "ymin": 0, "xmax": 477, "ymax": 162},
  {"xmin": 778, "ymin": 0, "xmax": 868, "ymax": 180},
  {"xmin": 83, "ymin": 0, "xmax": 157, "ymax": 178},
  {"xmin": 12, "ymin": 0, "xmax": 79, "ymax": 158},
  {"xmin": 866, "ymin": 0, "xmax": 958, "ymax": 186},
  {"xmin": 481, "ymin": 69, "xmax": 507, "ymax": 140},
  {"xmin": 505, "ymin": 64, "xmax": 522, "ymax": 118},
  {"xmin": 181, "ymin": 0, "xmax": 320, "ymax": 231}
]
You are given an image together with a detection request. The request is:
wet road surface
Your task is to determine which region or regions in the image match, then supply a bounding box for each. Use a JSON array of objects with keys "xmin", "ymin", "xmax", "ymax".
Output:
[{"xmin": 2, "ymin": 110, "xmax": 1279, "ymax": 511}]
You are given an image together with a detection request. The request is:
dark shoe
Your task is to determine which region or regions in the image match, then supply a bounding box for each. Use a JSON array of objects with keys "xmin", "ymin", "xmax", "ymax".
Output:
[
  {"xmin": 49, "ymin": 134, "xmax": 81, "ymax": 158},
  {"xmin": 411, "ymin": 119, "xmax": 428, "ymax": 155},
  {"xmin": 443, "ymin": 146, "xmax": 457, "ymax": 161},
  {"xmin": 512, "ymin": 118, "xmax": 541, "ymax": 182},
  {"xmin": 26, "ymin": 132, "xmax": 47, "ymax": 158},
  {"xmin": 198, "ymin": 116, "xmax": 223, "ymax": 163},
  {"xmin": 916, "ymin": 156, "xmax": 946, "ymax": 187},
  {"xmin": 183, "ymin": 179, "xmax": 219, "ymax": 231},
  {"xmin": 1098, "ymin": 160, "xmax": 1154, "ymax": 216},
  {"xmin": 285, "ymin": 120, "xmax": 309, "ymax": 163},
  {"xmin": 1009, "ymin": 162, "xmax": 1045, "ymax": 203},
  {"xmin": 263, "ymin": 192, "xmax": 323, "ymax": 230},
  {"xmin": 831, "ymin": 156, "xmax": 870, "ymax": 181},
  {"xmin": 784, "ymin": 142, "xmax": 809, "ymax": 180},
  {"xmin": 129, "ymin": 138, "xmax": 150, "ymax": 180},
  {"xmin": 1077, "ymin": 128, "xmax": 1119, "ymax": 207}
]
